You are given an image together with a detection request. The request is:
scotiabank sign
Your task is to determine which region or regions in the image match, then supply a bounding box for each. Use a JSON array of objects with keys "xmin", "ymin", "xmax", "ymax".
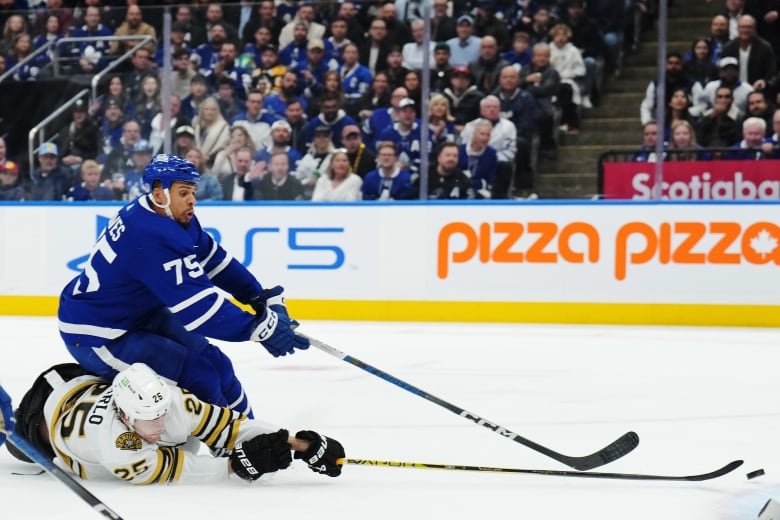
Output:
[{"xmin": 602, "ymin": 160, "xmax": 780, "ymax": 200}]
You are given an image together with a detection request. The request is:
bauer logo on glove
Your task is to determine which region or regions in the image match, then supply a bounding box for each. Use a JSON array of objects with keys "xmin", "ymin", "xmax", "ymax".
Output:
[{"xmin": 293, "ymin": 430, "xmax": 345, "ymax": 477}]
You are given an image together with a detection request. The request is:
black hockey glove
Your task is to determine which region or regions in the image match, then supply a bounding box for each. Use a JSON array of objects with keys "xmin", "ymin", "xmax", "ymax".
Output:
[
  {"xmin": 293, "ymin": 430, "xmax": 345, "ymax": 477},
  {"xmin": 230, "ymin": 429, "xmax": 292, "ymax": 482}
]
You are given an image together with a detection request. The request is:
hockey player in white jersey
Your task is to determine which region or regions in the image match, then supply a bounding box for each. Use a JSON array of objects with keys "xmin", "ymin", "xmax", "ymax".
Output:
[
  {"xmin": 57, "ymin": 153, "xmax": 309, "ymax": 418},
  {"xmin": 6, "ymin": 363, "xmax": 345, "ymax": 484}
]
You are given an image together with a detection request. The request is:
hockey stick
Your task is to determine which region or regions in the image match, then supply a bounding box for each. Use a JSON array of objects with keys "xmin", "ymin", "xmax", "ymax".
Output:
[
  {"xmin": 302, "ymin": 334, "xmax": 639, "ymax": 471},
  {"xmin": 338, "ymin": 457, "xmax": 744, "ymax": 482},
  {"xmin": 1, "ymin": 425, "xmax": 124, "ymax": 519}
]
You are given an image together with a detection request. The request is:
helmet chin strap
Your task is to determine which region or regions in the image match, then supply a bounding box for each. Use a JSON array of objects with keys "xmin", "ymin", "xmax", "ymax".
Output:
[{"xmin": 150, "ymin": 188, "xmax": 174, "ymax": 219}]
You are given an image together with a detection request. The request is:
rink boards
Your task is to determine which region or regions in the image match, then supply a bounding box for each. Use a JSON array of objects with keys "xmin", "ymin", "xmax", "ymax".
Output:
[{"xmin": 1, "ymin": 200, "xmax": 779, "ymax": 326}]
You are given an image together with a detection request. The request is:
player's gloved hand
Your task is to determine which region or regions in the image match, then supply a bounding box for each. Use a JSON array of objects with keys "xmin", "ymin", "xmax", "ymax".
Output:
[
  {"xmin": 249, "ymin": 286, "xmax": 309, "ymax": 357},
  {"xmin": 229, "ymin": 429, "xmax": 292, "ymax": 482},
  {"xmin": 0, "ymin": 385, "xmax": 15, "ymax": 447},
  {"xmin": 293, "ymin": 430, "xmax": 345, "ymax": 477}
]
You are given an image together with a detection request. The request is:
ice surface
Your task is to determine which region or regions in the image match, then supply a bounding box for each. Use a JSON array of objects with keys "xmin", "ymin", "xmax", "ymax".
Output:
[{"xmin": 1, "ymin": 317, "xmax": 779, "ymax": 520}]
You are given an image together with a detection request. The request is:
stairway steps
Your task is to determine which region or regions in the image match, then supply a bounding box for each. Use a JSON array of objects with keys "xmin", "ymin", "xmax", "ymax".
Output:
[
  {"xmin": 535, "ymin": 173, "xmax": 599, "ymax": 199},
  {"xmin": 605, "ymin": 78, "xmax": 654, "ymax": 93}
]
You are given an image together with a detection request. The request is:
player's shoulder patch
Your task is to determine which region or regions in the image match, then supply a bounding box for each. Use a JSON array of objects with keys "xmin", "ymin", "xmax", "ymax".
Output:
[{"xmin": 115, "ymin": 432, "xmax": 143, "ymax": 450}]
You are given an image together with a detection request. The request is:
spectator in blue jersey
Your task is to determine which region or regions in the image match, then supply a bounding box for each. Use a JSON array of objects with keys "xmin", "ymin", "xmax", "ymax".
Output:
[
  {"xmin": 278, "ymin": 20, "xmax": 310, "ymax": 70},
  {"xmin": 361, "ymin": 140, "xmax": 416, "ymax": 200},
  {"xmin": 458, "ymin": 119, "xmax": 498, "ymax": 199},
  {"xmin": 32, "ymin": 14, "xmax": 64, "ymax": 62},
  {"xmin": 363, "ymin": 86, "xmax": 406, "ymax": 150},
  {"xmin": 501, "ymin": 31, "xmax": 533, "ymax": 70},
  {"xmin": 193, "ymin": 22, "xmax": 228, "ymax": 77},
  {"xmin": 180, "ymin": 74, "xmax": 210, "ymax": 122},
  {"xmin": 377, "ymin": 97, "xmax": 434, "ymax": 176},
  {"xmin": 186, "ymin": 147, "xmax": 224, "ymax": 201},
  {"xmin": 98, "ymin": 97, "xmax": 126, "ymax": 158},
  {"xmin": 632, "ymin": 121, "xmax": 663, "ymax": 162},
  {"xmin": 104, "ymin": 120, "xmax": 142, "ymax": 186},
  {"xmin": 423, "ymin": 141, "xmax": 475, "ymax": 199},
  {"xmin": 339, "ymin": 42, "xmax": 373, "ymax": 112},
  {"xmin": 66, "ymin": 160, "xmax": 114, "ymax": 201},
  {"xmin": 265, "ymin": 70, "xmax": 308, "ymax": 119},
  {"xmin": 251, "ymin": 119, "xmax": 303, "ymax": 179},
  {"xmin": 305, "ymin": 91, "xmax": 357, "ymax": 148},
  {"xmin": 209, "ymin": 40, "xmax": 252, "ymax": 101},
  {"xmin": 122, "ymin": 138, "xmax": 154, "ymax": 201},
  {"xmin": 57, "ymin": 153, "xmax": 309, "ymax": 418},
  {"xmin": 295, "ymin": 38, "xmax": 333, "ymax": 103},
  {"xmin": 5, "ymin": 32, "xmax": 46, "ymax": 81},
  {"xmin": 762, "ymin": 109, "xmax": 780, "ymax": 158},
  {"xmin": 726, "ymin": 117, "xmax": 770, "ymax": 159},
  {"xmin": 26, "ymin": 142, "xmax": 71, "ymax": 201},
  {"xmin": 69, "ymin": 5, "xmax": 112, "ymax": 74},
  {"xmin": 326, "ymin": 16, "xmax": 350, "ymax": 67}
]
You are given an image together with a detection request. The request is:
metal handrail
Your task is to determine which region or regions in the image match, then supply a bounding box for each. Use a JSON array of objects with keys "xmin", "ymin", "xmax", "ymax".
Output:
[
  {"xmin": 49, "ymin": 35, "xmax": 153, "ymax": 76},
  {"xmin": 27, "ymin": 89, "xmax": 89, "ymax": 176},
  {"xmin": 0, "ymin": 39, "xmax": 56, "ymax": 83}
]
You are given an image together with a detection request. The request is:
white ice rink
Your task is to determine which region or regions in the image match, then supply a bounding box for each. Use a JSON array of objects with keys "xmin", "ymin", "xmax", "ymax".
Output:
[{"xmin": 1, "ymin": 316, "xmax": 779, "ymax": 520}]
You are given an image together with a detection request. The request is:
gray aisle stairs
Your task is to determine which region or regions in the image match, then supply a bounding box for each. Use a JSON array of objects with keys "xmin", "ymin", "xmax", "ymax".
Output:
[{"xmin": 535, "ymin": 1, "xmax": 717, "ymax": 198}]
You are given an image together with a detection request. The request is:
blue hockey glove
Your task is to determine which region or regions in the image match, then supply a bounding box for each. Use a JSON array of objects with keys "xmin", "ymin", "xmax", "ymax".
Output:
[
  {"xmin": 249, "ymin": 286, "xmax": 309, "ymax": 357},
  {"xmin": 0, "ymin": 385, "xmax": 15, "ymax": 447}
]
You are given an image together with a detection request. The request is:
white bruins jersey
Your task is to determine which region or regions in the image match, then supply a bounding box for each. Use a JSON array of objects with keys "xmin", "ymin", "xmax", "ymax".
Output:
[{"xmin": 44, "ymin": 375, "xmax": 278, "ymax": 484}]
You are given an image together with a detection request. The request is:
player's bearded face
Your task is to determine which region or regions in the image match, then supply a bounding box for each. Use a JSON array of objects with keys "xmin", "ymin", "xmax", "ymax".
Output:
[{"xmin": 167, "ymin": 182, "xmax": 197, "ymax": 227}]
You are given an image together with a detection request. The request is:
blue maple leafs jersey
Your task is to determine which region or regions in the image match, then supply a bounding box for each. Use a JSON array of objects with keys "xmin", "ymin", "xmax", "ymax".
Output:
[{"xmin": 58, "ymin": 196, "xmax": 264, "ymax": 349}]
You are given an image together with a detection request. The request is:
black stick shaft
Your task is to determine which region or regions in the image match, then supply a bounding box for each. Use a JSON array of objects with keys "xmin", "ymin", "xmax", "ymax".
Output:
[
  {"xmin": 304, "ymin": 334, "xmax": 639, "ymax": 471},
  {"xmin": 6, "ymin": 431, "xmax": 124, "ymax": 519},
  {"xmin": 340, "ymin": 458, "xmax": 744, "ymax": 482}
]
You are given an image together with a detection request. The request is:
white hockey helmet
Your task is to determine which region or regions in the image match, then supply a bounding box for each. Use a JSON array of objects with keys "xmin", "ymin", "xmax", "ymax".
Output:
[{"xmin": 112, "ymin": 363, "xmax": 172, "ymax": 423}]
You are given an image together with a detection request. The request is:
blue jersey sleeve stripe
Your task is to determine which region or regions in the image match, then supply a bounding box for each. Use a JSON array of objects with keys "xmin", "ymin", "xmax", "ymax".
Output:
[
  {"xmin": 181, "ymin": 294, "xmax": 226, "ymax": 331},
  {"xmin": 206, "ymin": 254, "xmax": 232, "ymax": 279},
  {"xmin": 93, "ymin": 346, "xmax": 132, "ymax": 372},
  {"xmin": 168, "ymin": 287, "xmax": 220, "ymax": 313},
  {"xmin": 201, "ymin": 240, "xmax": 219, "ymax": 266},
  {"xmin": 58, "ymin": 320, "xmax": 127, "ymax": 340}
]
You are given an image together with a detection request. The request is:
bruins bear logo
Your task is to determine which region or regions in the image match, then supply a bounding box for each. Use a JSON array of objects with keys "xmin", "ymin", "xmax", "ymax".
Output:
[{"xmin": 115, "ymin": 432, "xmax": 142, "ymax": 450}]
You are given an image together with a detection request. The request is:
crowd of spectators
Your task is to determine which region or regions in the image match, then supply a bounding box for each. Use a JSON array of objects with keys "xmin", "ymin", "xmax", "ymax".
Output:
[
  {"xmin": 1, "ymin": 0, "xmax": 645, "ymax": 201},
  {"xmin": 635, "ymin": 0, "xmax": 780, "ymax": 162}
]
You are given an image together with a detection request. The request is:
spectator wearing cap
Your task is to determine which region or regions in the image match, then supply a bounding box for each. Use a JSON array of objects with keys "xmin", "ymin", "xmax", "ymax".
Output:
[
  {"xmin": 279, "ymin": 20, "xmax": 311, "ymax": 70},
  {"xmin": 444, "ymin": 66, "xmax": 485, "ymax": 132},
  {"xmin": 691, "ymin": 56, "xmax": 753, "ymax": 118},
  {"xmin": 361, "ymin": 141, "xmax": 416, "ymax": 200},
  {"xmin": 110, "ymin": 4, "xmax": 157, "ymax": 56},
  {"xmin": 278, "ymin": 2, "xmax": 326, "ymax": 50},
  {"xmin": 305, "ymin": 91, "xmax": 358, "ymax": 148},
  {"xmin": 266, "ymin": 70, "xmax": 309, "ymax": 119},
  {"xmin": 340, "ymin": 123, "xmax": 376, "ymax": 179},
  {"xmin": 377, "ymin": 97, "xmax": 434, "ymax": 176},
  {"xmin": 402, "ymin": 19, "xmax": 436, "ymax": 72},
  {"xmin": 154, "ymin": 21, "xmax": 192, "ymax": 69},
  {"xmin": 359, "ymin": 17, "xmax": 391, "ymax": 75},
  {"xmin": 470, "ymin": 36, "xmax": 511, "ymax": 93},
  {"xmin": 57, "ymin": 99, "xmax": 99, "ymax": 171},
  {"xmin": 27, "ymin": 142, "xmax": 70, "ymax": 201},
  {"xmin": 251, "ymin": 119, "xmax": 303, "ymax": 179},
  {"xmin": 169, "ymin": 47, "xmax": 197, "ymax": 100},
  {"xmin": 66, "ymin": 159, "xmax": 114, "ymax": 202},
  {"xmin": 174, "ymin": 125, "xmax": 196, "ymax": 156},
  {"xmin": 295, "ymin": 38, "xmax": 336, "ymax": 103},
  {"xmin": 98, "ymin": 96, "xmax": 126, "ymax": 157},
  {"xmin": 69, "ymin": 5, "xmax": 113, "ymax": 73},
  {"xmin": 447, "ymin": 14, "xmax": 482, "ymax": 67},
  {"xmin": 430, "ymin": 42, "xmax": 454, "ymax": 94},
  {"xmin": 721, "ymin": 14, "xmax": 777, "ymax": 89},
  {"xmin": 294, "ymin": 125, "xmax": 335, "ymax": 198},
  {"xmin": 118, "ymin": 138, "xmax": 153, "ymax": 200}
]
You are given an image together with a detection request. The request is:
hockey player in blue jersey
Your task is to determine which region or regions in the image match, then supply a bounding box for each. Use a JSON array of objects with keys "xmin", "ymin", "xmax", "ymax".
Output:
[
  {"xmin": 57, "ymin": 154, "xmax": 309, "ymax": 418},
  {"xmin": 0, "ymin": 385, "xmax": 13, "ymax": 447}
]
